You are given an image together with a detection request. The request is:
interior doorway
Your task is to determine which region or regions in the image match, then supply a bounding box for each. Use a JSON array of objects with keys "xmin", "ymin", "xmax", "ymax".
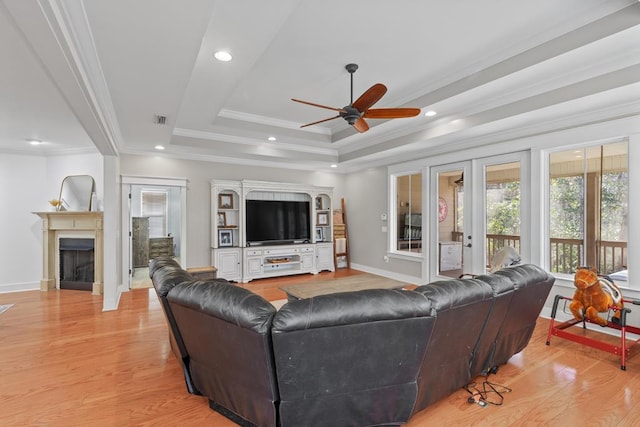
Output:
[{"xmin": 121, "ymin": 176, "xmax": 187, "ymax": 290}]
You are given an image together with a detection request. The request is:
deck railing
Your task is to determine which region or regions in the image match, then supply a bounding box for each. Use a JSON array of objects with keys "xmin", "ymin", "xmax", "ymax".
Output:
[{"xmin": 451, "ymin": 231, "xmax": 626, "ymax": 275}]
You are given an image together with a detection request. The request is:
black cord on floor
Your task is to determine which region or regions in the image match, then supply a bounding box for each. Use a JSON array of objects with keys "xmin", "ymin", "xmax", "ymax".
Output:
[{"xmin": 464, "ymin": 377, "xmax": 512, "ymax": 407}]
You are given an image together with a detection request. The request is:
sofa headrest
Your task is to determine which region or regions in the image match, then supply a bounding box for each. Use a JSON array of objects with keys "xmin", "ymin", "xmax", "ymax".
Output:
[
  {"xmin": 272, "ymin": 289, "xmax": 432, "ymax": 333},
  {"xmin": 415, "ymin": 278, "xmax": 493, "ymax": 312},
  {"xmin": 149, "ymin": 256, "xmax": 182, "ymax": 277},
  {"xmin": 168, "ymin": 281, "xmax": 276, "ymax": 334},
  {"xmin": 472, "ymin": 273, "xmax": 515, "ymax": 296},
  {"xmin": 150, "ymin": 264, "xmax": 194, "ymax": 297},
  {"xmin": 491, "ymin": 264, "xmax": 554, "ymax": 290}
]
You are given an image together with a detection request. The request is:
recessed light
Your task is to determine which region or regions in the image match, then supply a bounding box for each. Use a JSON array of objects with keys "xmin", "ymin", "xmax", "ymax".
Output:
[
  {"xmin": 214, "ymin": 50, "xmax": 232, "ymax": 62},
  {"xmin": 268, "ymin": 136, "xmax": 277, "ymax": 141},
  {"xmin": 27, "ymin": 139, "xmax": 42, "ymax": 145},
  {"xmin": 330, "ymin": 164, "xmax": 337, "ymax": 168},
  {"xmin": 154, "ymin": 145, "xmax": 165, "ymax": 150},
  {"xmin": 424, "ymin": 110, "xmax": 437, "ymax": 117}
]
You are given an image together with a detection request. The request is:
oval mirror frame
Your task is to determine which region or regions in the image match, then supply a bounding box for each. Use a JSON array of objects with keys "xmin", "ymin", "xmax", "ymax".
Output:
[{"xmin": 58, "ymin": 175, "xmax": 95, "ymax": 211}]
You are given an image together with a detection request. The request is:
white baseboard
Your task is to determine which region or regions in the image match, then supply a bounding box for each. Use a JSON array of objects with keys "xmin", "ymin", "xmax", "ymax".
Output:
[
  {"xmin": 0, "ymin": 281, "xmax": 40, "ymax": 294},
  {"xmin": 350, "ymin": 262, "xmax": 422, "ymax": 285}
]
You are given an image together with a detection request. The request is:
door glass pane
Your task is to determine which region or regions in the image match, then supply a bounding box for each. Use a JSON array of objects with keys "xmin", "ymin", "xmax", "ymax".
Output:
[
  {"xmin": 438, "ymin": 170, "xmax": 463, "ymax": 277},
  {"xmin": 396, "ymin": 173, "xmax": 422, "ymax": 253},
  {"xmin": 485, "ymin": 162, "xmax": 521, "ymax": 271}
]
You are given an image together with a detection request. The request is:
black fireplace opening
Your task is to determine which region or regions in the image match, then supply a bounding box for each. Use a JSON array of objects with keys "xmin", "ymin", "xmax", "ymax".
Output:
[{"xmin": 59, "ymin": 238, "xmax": 95, "ymax": 291}]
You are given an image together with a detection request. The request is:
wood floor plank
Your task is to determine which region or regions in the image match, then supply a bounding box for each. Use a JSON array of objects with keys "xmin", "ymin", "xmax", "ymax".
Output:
[{"xmin": 1, "ymin": 271, "xmax": 639, "ymax": 426}]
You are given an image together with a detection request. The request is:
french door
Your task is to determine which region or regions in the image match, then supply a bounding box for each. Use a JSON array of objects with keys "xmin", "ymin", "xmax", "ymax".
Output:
[{"xmin": 429, "ymin": 152, "xmax": 529, "ymax": 280}]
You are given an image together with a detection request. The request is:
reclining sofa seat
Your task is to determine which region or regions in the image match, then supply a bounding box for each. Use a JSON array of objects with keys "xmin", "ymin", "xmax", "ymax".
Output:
[
  {"xmin": 167, "ymin": 280, "xmax": 280, "ymax": 427},
  {"xmin": 411, "ymin": 264, "xmax": 554, "ymax": 413},
  {"xmin": 271, "ymin": 288, "xmax": 434, "ymax": 427},
  {"xmin": 467, "ymin": 273, "xmax": 515, "ymax": 377},
  {"xmin": 148, "ymin": 256, "xmax": 200, "ymax": 394},
  {"xmin": 412, "ymin": 277, "xmax": 495, "ymax": 412},
  {"xmin": 473, "ymin": 264, "xmax": 555, "ymax": 371}
]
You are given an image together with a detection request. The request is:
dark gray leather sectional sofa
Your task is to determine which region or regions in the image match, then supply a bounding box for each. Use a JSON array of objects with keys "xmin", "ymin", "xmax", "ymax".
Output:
[{"xmin": 149, "ymin": 257, "xmax": 554, "ymax": 427}]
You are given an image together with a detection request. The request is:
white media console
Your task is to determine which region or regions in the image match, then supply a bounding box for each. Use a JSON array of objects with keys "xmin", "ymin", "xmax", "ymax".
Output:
[{"xmin": 211, "ymin": 180, "xmax": 335, "ymax": 282}]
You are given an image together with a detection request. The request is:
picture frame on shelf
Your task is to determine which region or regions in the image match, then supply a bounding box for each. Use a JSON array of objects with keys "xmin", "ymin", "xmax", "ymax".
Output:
[
  {"xmin": 217, "ymin": 212, "xmax": 226, "ymax": 227},
  {"xmin": 219, "ymin": 193, "xmax": 233, "ymax": 209},
  {"xmin": 315, "ymin": 197, "xmax": 322, "ymax": 210},
  {"xmin": 315, "ymin": 227, "xmax": 324, "ymax": 242},
  {"xmin": 218, "ymin": 229, "xmax": 233, "ymax": 247},
  {"xmin": 317, "ymin": 212, "xmax": 329, "ymax": 226}
]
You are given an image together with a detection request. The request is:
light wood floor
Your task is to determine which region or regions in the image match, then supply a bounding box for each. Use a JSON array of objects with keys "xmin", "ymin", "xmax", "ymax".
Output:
[{"xmin": 1, "ymin": 270, "xmax": 640, "ymax": 426}]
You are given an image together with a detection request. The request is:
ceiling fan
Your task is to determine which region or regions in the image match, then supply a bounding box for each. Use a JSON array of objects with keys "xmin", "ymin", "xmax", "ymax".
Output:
[{"xmin": 292, "ymin": 63, "xmax": 421, "ymax": 133}]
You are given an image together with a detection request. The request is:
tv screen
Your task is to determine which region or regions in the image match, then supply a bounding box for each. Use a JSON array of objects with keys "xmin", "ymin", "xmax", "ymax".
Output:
[{"xmin": 245, "ymin": 200, "xmax": 310, "ymax": 245}]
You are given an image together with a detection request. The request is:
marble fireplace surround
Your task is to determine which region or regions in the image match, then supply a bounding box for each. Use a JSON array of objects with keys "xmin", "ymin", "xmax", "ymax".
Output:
[{"xmin": 33, "ymin": 211, "xmax": 104, "ymax": 295}]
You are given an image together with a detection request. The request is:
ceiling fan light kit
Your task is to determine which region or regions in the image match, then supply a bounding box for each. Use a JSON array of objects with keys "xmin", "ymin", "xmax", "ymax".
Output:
[{"xmin": 292, "ymin": 63, "xmax": 420, "ymax": 133}]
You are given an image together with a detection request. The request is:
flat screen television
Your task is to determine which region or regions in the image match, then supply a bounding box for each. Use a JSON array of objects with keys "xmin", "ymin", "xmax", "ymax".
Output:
[{"xmin": 245, "ymin": 200, "xmax": 311, "ymax": 245}]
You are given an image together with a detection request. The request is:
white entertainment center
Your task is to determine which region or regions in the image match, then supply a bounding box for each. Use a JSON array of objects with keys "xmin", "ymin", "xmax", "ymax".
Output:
[{"xmin": 211, "ymin": 180, "xmax": 334, "ymax": 282}]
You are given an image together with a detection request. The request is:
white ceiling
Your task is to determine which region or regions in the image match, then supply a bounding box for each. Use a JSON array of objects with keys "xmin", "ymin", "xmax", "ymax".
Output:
[{"xmin": 1, "ymin": 0, "xmax": 639, "ymax": 172}]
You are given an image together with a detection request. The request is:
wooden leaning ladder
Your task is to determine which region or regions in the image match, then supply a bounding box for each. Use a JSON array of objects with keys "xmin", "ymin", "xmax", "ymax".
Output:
[{"xmin": 333, "ymin": 198, "xmax": 350, "ymax": 269}]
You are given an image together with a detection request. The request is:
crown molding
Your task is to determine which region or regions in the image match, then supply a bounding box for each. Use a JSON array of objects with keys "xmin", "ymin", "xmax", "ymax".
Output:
[{"xmin": 218, "ymin": 108, "xmax": 332, "ymax": 136}]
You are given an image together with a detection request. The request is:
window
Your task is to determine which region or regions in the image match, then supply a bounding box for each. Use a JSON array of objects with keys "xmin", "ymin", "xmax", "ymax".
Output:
[
  {"xmin": 141, "ymin": 190, "xmax": 168, "ymax": 238},
  {"xmin": 548, "ymin": 141, "xmax": 628, "ymax": 277},
  {"xmin": 393, "ymin": 173, "xmax": 422, "ymax": 253}
]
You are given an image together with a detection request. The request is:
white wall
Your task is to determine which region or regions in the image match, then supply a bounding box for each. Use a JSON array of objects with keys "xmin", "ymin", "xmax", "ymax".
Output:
[
  {"xmin": 344, "ymin": 167, "xmax": 423, "ymax": 282},
  {"xmin": 0, "ymin": 154, "xmax": 47, "ymax": 291},
  {"xmin": 0, "ymin": 152, "xmax": 103, "ymax": 293},
  {"xmin": 47, "ymin": 153, "xmax": 104, "ymax": 209}
]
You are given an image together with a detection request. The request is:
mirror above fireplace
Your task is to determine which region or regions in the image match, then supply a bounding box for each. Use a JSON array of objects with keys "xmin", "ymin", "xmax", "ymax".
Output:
[{"xmin": 59, "ymin": 175, "xmax": 95, "ymax": 211}]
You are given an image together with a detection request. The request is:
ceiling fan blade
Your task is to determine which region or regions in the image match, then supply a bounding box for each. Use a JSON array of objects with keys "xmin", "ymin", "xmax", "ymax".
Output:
[
  {"xmin": 352, "ymin": 83, "xmax": 387, "ymax": 112},
  {"xmin": 352, "ymin": 117, "xmax": 369, "ymax": 133},
  {"xmin": 291, "ymin": 98, "xmax": 344, "ymax": 112},
  {"xmin": 364, "ymin": 108, "xmax": 421, "ymax": 119},
  {"xmin": 300, "ymin": 115, "xmax": 341, "ymax": 128}
]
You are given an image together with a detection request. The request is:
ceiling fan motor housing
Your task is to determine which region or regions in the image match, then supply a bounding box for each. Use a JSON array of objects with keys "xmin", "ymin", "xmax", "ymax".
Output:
[{"xmin": 341, "ymin": 105, "xmax": 362, "ymax": 125}]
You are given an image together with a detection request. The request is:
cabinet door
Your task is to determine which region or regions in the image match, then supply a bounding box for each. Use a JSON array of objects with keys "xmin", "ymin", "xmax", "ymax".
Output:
[
  {"xmin": 246, "ymin": 257, "xmax": 262, "ymax": 276},
  {"xmin": 301, "ymin": 253, "xmax": 314, "ymax": 270},
  {"xmin": 216, "ymin": 250, "xmax": 241, "ymax": 280},
  {"xmin": 316, "ymin": 244, "xmax": 334, "ymax": 271}
]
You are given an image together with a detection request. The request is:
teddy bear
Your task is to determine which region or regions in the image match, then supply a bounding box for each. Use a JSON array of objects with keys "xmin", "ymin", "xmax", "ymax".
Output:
[{"xmin": 570, "ymin": 266, "xmax": 624, "ymax": 326}]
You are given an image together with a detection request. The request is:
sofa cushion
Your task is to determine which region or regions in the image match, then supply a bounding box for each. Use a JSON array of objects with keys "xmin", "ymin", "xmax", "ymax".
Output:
[
  {"xmin": 273, "ymin": 288, "xmax": 431, "ymax": 331},
  {"xmin": 466, "ymin": 272, "xmax": 516, "ymax": 376},
  {"xmin": 479, "ymin": 264, "xmax": 554, "ymax": 369},
  {"xmin": 148, "ymin": 255, "xmax": 182, "ymax": 278},
  {"xmin": 150, "ymin": 264, "xmax": 194, "ymax": 297},
  {"xmin": 272, "ymin": 289, "xmax": 434, "ymax": 427},
  {"xmin": 416, "ymin": 277, "xmax": 494, "ymax": 313},
  {"xmin": 168, "ymin": 280, "xmax": 276, "ymax": 334},
  {"xmin": 168, "ymin": 280, "xmax": 279, "ymax": 427},
  {"xmin": 412, "ymin": 277, "xmax": 495, "ymax": 411}
]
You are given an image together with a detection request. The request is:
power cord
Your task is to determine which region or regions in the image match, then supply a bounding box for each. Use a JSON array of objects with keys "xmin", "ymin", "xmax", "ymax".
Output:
[{"xmin": 464, "ymin": 377, "xmax": 512, "ymax": 407}]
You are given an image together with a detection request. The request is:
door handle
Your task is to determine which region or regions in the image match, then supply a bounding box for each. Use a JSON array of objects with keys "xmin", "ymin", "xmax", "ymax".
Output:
[{"xmin": 465, "ymin": 243, "xmax": 472, "ymax": 248}]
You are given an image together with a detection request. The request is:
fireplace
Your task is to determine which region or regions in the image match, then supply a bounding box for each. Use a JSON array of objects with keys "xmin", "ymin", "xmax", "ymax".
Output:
[
  {"xmin": 59, "ymin": 238, "xmax": 95, "ymax": 291},
  {"xmin": 33, "ymin": 211, "xmax": 103, "ymax": 294}
]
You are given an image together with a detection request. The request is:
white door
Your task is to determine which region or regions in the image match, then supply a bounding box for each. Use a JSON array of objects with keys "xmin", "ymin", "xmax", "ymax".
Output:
[
  {"xmin": 476, "ymin": 152, "xmax": 529, "ymax": 272},
  {"xmin": 429, "ymin": 152, "xmax": 529, "ymax": 280},
  {"xmin": 430, "ymin": 162, "xmax": 471, "ymax": 279}
]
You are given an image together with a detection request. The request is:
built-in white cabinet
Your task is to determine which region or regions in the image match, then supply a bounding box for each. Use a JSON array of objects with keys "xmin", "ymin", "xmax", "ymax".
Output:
[{"xmin": 211, "ymin": 179, "xmax": 335, "ymax": 282}]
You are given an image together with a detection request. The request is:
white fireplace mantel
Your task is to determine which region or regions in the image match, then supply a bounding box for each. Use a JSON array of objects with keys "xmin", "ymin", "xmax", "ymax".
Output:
[{"xmin": 33, "ymin": 211, "xmax": 104, "ymax": 295}]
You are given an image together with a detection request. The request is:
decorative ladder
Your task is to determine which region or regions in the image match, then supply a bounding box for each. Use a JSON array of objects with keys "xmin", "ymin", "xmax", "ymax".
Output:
[{"xmin": 333, "ymin": 198, "xmax": 350, "ymax": 269}]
